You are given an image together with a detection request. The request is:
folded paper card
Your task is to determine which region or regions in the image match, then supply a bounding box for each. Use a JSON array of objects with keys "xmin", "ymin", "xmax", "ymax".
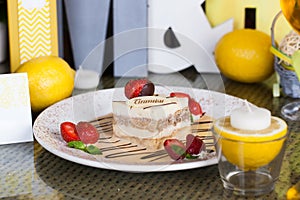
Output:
[{"xmin": 0, "ymin": 73, "xmax": 33, "ymax": 145}]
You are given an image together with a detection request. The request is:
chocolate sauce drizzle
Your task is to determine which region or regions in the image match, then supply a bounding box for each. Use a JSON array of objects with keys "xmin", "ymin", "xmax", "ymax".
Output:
[
  {"xmin": 89, "ymin": 113, "xmax": 215, "ymax": 162},
  {"xmin": 143, "ymin": 102, "xmax": 177, "ymax": 109}
]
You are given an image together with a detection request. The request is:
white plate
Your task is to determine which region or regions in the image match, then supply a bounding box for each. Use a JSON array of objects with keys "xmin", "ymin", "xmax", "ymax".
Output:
[{"xmin": 33, "ymin": 86, "xmax": 244, "ymax": 172}]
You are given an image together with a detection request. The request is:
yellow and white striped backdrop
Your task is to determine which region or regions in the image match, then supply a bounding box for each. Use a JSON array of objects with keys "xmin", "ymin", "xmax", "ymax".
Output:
[
  {"xmin": 18, "ymin": 0, "xmax": 52, "ymax": 64},
  {"xmin": 8, "ymin": 0, "xmax": 58, "ymax": 72}
]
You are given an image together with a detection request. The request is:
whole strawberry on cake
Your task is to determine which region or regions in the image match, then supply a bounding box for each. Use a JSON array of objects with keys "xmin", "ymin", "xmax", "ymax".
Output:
[{"xmin": 112, "ymin": 79, "xmax": 204, "ymax": 151}]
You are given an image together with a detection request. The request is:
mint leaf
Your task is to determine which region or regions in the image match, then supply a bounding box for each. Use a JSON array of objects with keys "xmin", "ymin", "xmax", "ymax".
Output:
[
  {"xmin": 67, "ymin": 141, "xmax": 102, "ymax": 155},
  {"xmin": 68, "ymin": 141, "xmax": 86, "ymax": 150},
  {"xmin": 185, "ymin": 154, "xmax": 199, "ymax": 159},
  {"xmin": 86, "ymin": 145, "xmax": 102, "ymax": 155}
]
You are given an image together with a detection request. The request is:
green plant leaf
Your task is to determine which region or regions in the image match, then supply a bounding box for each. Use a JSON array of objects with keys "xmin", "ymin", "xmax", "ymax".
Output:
[
  {"xmin": 185, "ymin": 154, "xmax": 199, "ymax": 159},
  {"xmin": 68, "ymin": 141, "xmax": 86, "ymax": 150},
  {"xmin": 86, "ymin": 145, "xmax": 102, "ymax": 155}
]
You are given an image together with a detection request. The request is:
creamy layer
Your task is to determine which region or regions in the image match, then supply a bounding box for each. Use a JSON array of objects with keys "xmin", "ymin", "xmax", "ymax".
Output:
[
  {"xmin": 112, "ymin": 96, "xmax": 190, "ymax": 139},
  {"xmin": 113, "ymin": 112, "xmax": 190, "ymax": 138}
]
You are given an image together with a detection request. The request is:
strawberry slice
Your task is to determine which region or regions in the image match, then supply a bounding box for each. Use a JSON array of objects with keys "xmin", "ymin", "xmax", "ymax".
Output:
[
  {"xmin": 188, "ymin": 98, "xmax": 203, "ymax": 116},
  {"xmin": 163, "ymin": 139, "xmax": 186, "ymax": 160},
  {"xmin": 60, "ymin": 122, "xmax": 80, "ymax": 143},
  {"xmin": 170, "ymin": 92, "xmax": 203, "ymax": 116},
  {"xmin": 169, "ymin": 92, "xmax": 190, "ymax": 99},
  {"xmin": 76, "ymin": 121, "xmax": 100, "ymax": 144},
  {"xmin": 185, "ymin": 134, "xmax": 206, "ymax": 155},
  {"xmin": 124, "ymin": 79, "xmax": 155, "ymax": 99}
]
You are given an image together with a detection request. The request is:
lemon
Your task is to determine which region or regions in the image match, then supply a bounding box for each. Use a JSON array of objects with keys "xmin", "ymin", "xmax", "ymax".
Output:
[
  {"xmin": 214, "ymin": 29, "xmax": 274, "ymax": 83},
  {"xmin": 213, "ymin": 116, "xmax": 287, "ymax": 171},
  {"xmin": 16, "ymin": 56, "xmax": 75, "ymax": 112}
]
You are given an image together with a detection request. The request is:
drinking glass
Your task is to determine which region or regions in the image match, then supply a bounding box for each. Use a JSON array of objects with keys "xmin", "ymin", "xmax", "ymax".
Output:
[{"xmin": 212, "ymin": 116, "xmax": 289, "ymax": 196}]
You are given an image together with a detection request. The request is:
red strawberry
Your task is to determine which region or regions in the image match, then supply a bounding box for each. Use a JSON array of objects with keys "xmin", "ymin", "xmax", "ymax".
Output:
[
  {"xmin": 188, "ymin": 98, "xmax": 203, "ymax": 116},
  {"xmin": 185, "ymin": 134, "xmax": 205, "ymax": 155},
  {"xmin": 163, "ymin": 139, "xmax": 186, "ymax": 160},
  {"xmin": 76, "ymin": 121, "xmax": 100, "ymax": 144},
  {"xmin": 60, "ymin": 122, "xmax": 80, "ymax": 143},
  {"xmin": 170, "ymin": 92, "xmax": 203, "ymax": 116},
  {"xmin": 169, "ymin": 92, "xmax": 190, "ymax": 99},
  {"xmin": 124, "ymin": 79, "xmax": 155, "ymax": 99}
]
